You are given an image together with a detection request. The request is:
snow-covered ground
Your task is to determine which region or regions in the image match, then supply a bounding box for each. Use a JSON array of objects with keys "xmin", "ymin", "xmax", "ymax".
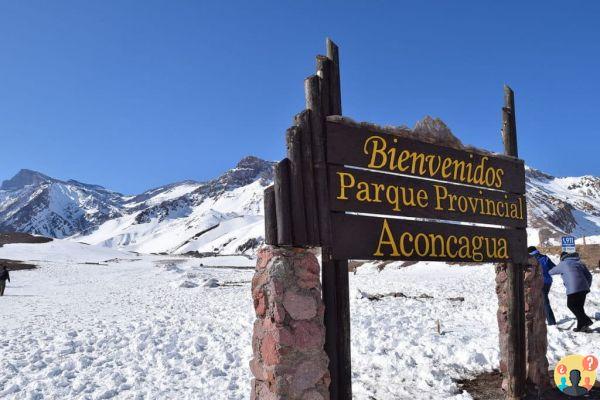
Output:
[{"xmin": 0, "ymin": 241, "xmax": 598, "ymax": 399}]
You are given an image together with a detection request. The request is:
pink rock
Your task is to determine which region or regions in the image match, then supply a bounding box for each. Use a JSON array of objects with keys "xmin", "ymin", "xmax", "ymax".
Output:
[
  {"xmin": 273, "ymin": 326, "xmax": 294, "ymax": 347},
  {"xmin": 296, "ymin": 254, "xmax": 319, "ymax": 274},
  {"xmin": 252, "ymin": 272, "xmax": 269, "ymax": 297},
  {"xmin": 269, "ymin": 279, "xmax": 284, "ymax": 297},
  {"xmin": 283, "ymin": 291, "xmax": 317, "ymax": 321},
  {"xmin": 255, "ymin": 290, "xmax": 266, "ymax": 317},
  {"xmin": 296, "ymin": 269, "xmax": 319, "ymax": 289},
  {"xmin": 290, "ymin": 360, "xmax": 327, "ymax": 395},
  {"xmin": 273, "ymin": 303, "xmax": 286, "ymax": 324},
  {"xmin": 261, "ymin": 332, "xmax": 280, "ymax": 366},
  {"xmin": 295, "ymin": 255, "xmax": 320, "ymax": 289},
  {"xmin": 250, "ymin": 358, "xmax": 268, "ymax": 380},
  {"xmin": 302, "ymin": 390, "xmax": 324, "ymax": 400},
  {"xmin": 291, "ymin": 320, "xmax": 324, "ymax": 350},
  {"xmin": 257, "ymin": 248, "xmax": 274, "ymax": 271}
]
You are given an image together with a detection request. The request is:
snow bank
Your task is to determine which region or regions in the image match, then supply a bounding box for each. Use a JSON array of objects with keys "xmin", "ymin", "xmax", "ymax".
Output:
[{"xmin": 0, "ymin": 244, "xmax": 598, "ymax": 399}]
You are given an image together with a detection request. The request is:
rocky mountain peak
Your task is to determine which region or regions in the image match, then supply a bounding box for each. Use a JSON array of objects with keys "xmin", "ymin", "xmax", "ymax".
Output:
[
  {"xmin": 412, "ymin": 116, "xmax": 464, "ymax": 148},
  {"xmin": 235, "ymin": 155, "xmax": 270, "ymax": 170},
  {"xmin": 1, "ymin": 169, "xmax": 54, "ymax": 191},
  {"xmin": 213, "ymin": 156, "xmax": 275, "ymax": 190}
]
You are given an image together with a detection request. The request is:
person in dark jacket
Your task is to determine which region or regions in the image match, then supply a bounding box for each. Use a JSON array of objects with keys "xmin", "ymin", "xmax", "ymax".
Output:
[
  {"xmin": 550, "ymin": 252, "xmax": 594, "ymax": 331},
  {"xmin": 528, "ymin": 246, "xmax": 557, "ymax": 325},
  {"xmin": 0, "ymin": 266, "xmax": 9, "ymax": 296}
]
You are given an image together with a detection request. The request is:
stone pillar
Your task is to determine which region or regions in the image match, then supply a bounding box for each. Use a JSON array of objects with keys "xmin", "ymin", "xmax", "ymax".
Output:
[
  {"xmin": 250, "ymin": 245, "xmax": 330, "ymax": 400},
  {"xmin": 523, "ymin": 257, "xmax": 549, "ymax": 390},
  {"xmin": 495, "ymin": 263, "xmax": 510, "ymax": 392},
  {"xmin": 496, "ymin": 260, "xmax": 549, "ymax": 393}
]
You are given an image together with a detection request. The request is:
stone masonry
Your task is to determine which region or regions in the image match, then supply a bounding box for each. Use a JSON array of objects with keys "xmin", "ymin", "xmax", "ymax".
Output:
[
  {"xmin": 250, "ymin": 245, "xmax": 330, "ymax": 400},
  {"xmin": 523, "ymin": 256, "xmax": 549, "ymax": 390},
  {"xmin": 496, "ymin": 258, "xmax": 549, "ymax": 393}
]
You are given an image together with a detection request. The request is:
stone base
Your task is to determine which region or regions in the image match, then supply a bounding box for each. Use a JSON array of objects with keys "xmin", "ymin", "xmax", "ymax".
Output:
[
  {"xmin": 250, "ymin": 246, "xmax": 330, "ymax": 400},
  {"xmin": 496, "ymin": 257, "xmax": 549, "ymax": 393}
]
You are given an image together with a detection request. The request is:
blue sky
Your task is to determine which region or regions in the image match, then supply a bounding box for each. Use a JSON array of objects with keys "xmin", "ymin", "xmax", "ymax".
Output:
[{"xmin": 0, "ymin": 1, "xmax": 598, "ymax": 194}]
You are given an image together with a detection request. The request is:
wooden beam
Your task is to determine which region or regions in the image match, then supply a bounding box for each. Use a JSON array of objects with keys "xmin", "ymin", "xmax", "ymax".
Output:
[
  {"xmin": 317, "ymin": 55, "xmax": 332, "ymax": 117},
  {"xmin": 326, "ymin": 39, "xmax": 352, "ymax": 400},
  {"xmin": 503, "ymin": 85, "xmax": 519, "ymax": 158},
  {"xmin": 326, "ymin": 38, "xmax": 342, "ymax": 116},
  {"xmin": 334, "ymin": 258, "xmax": 351, "ymax": 400},
  {"xmin": 263, "ymin": 186, "xmax": 277, "ymax": 245},
  {"xmin": 502, "ymin": 85, "xmax": 526, "ymax": 400},
  {"xmin": 306, "ymin": 70, "xmax": 343, "ymax": 399},
  {"xmin": 274, "ymin": 158, "xmax": 293, "ymax": 246},
  {"xmin": 304, "ymin": 75, "xmax": 331, "ymax": 245},
  {"xmin": 286, "ymin": 126, "xmax": 308, "ymax": 246},
  {"xmin": 294, "ymin": 110, "xmax": 320, "ymax": 246}
]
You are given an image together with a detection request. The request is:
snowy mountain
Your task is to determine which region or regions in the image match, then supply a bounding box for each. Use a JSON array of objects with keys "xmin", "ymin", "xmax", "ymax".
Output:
[
  {"xmin": 1, "ymin": 152, "xmax": 598, "ymax": 254},
  {"xmin": 525, "ymin": 167, "xmax": 600, "ymax": 245},
  {"xmin": 0, "ymin": 169, "xmax": 124, "ymax": 238},
  {"xmin": 0, "ymin": 157, "xmax": 274, "ymax": 255}
]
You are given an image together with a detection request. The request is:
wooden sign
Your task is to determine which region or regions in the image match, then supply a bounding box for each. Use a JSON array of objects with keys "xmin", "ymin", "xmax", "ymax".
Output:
[
  {"xmin": 330, "ymin": 213, "xmax": 528, "ymax": 263},
  {"xmin": 328, "ymin": 165, "xmax": 527, "ymax": 228},
  {"xmin": 326, "ymin": 120, "xmax": 526, "ymax": 194},
  {"xmin": 263, "ymin": 40, "xmax": 530, "ymax": 400},
  {"xmin": 325, "ymin": 120, "xmax": 527, "ymax": 264}
]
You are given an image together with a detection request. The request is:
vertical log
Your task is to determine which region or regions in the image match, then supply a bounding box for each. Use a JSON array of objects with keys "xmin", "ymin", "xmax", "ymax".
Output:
[
  {"xmin": 503, "ymin": 86, "xmax": 518, "ymax": 157},
  {"xmin": 294, "ymin": 110, "xmax": 320, "ymax": 246},
  {"xmin": 334, "ymin": 257, "xmax": 351, "ymax": 400},
  {"xmin": 321, "ymin": 256, "xmax": 340, "ymax": 400},
  {"xmin": 327, "ymin": 38, "xmax": 342, "ymax": 116},
  {"xmin": 305, "ymin": 73, "xmax": 341, "ymax": 400},
  {"xmin": 264, "ymin": 186, "xmax": 277, "ymax": 245},
  {"xmin": 326, "ymin": 38, "xmax": 352, "ymax": 400},
  {"xmin": 304, "ymin": 75, "xmax": 331, "ymax": 245},
  {"xmin": 317, "ymin": 55, "xmax": 332, "ymax": 117},
  {"xmin": 502, "ymin": 85, "xmax": 526, "ymax": 399},
  {"xmin": 286, "ymin": 126, "xmax": 308, "ymax": 246},
  {"xmin": 274, "ymin": 158, "xmax": 293, "ymax": 246}
]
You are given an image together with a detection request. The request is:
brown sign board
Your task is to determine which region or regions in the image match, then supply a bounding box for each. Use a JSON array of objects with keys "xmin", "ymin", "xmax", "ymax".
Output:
[
  {"xmin": 330, "ymin": 213, "xmax": 528, "ymax": 263},
  {"xmin": 328, "ymin": 165, "xmax": 527, "ymax": 228},
  {"xmin": 326, "ymin": 120, "xmax": 526, "ymax": 195}
]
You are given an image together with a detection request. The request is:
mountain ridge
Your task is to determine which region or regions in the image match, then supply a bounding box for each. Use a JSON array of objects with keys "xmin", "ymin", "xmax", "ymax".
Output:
[{"xmin": 1, "ymin": 141, "xmax": 598, "ymax": 252}]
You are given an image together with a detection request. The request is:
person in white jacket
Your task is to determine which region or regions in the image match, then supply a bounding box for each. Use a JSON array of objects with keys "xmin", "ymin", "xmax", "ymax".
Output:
[{"xmin": 550, "ymin": 252, "xmax": 594, "ymax": 332}]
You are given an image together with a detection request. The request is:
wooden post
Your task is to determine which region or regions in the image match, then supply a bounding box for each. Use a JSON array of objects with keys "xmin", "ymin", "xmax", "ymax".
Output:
[
  {"xmin": 327, "ymin": 38, "xmax": 342, "ymax": 116},
  {"xmin": 294, "ymin": 110, "xmax": 320, "ymax": 246},
  {"xmin": 325, "ymin": 38, "xmax": 352, "ymax": 400},
  {"xmin": 305, "ymin": 73, "xmax": 340, "ymax": 400},
  {"xmin": 274, "ymin": 158, "xmax": 293, "ymax": 246},
  {"xmin": 286, "ymin": 126, "xmax": 308, "ymax": 246},
  {"xmin": 264, "ymin": 186, "xmax": 277, "ymax": 245},
  {"xmin": 304, "ymin": 76, "xmax": 331, "ymax": 245},
  {"xmin": 502, "ymin": 85, "xmax": 526, "ymax": 399}
]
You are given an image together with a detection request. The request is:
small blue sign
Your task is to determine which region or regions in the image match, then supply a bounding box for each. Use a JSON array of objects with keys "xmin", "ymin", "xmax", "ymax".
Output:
[{"xmin": 561, "ymin": 236, "xmax": 576, "ymax": 253}]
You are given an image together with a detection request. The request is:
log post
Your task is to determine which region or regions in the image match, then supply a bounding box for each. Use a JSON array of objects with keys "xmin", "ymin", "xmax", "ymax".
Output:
[
  {"xmin": 286, "ymin": 126, "xmax": 308, "ymax": 246},
  {"xmin": 294, "ymin": 110, "xmax": 320, "ymax": 246},
  {"xmin": 264, "ymin": 186, "xmax": 277, "ymax": 245},
  {"xmin": 305, "ymin": 73, "xmax": 340, "ymax": 400},
  {"xmin": 325, "ymin": 38, "xmax": 352, "ymax": 400},
  {"xmin": 326, "ymin": 38, "xmax": 342, "ymax": 116},
  {"xmin": 524, "ymin": 256, "xmax": 550, "ymax": 390},
  {"xmin": 275, "ymin": 158, "xmax": 293, "ymax": 246},
  {"xmin": 500, "ymin": 85, "xmax": 526, "ymax": 399}
]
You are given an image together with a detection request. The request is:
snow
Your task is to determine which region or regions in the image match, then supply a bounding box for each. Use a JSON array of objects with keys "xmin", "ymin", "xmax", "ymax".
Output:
[
  {"xmin": 0, "ymin": 241, "xmax": 599, "ymax": 399},
  {"xmin": 527, "ymin": 171, "xmax": 600, "ymax": 241},
  {"xmin": 576, "ymin": 235, "xmax": 600, "ymax": 245},
  {"xmin": 77, "ymin": 180, "xmax": 267, "ymax": 255},
  {"xmin": 124, "ymin": 183, "xmax": 203, "ymax": 209}
]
